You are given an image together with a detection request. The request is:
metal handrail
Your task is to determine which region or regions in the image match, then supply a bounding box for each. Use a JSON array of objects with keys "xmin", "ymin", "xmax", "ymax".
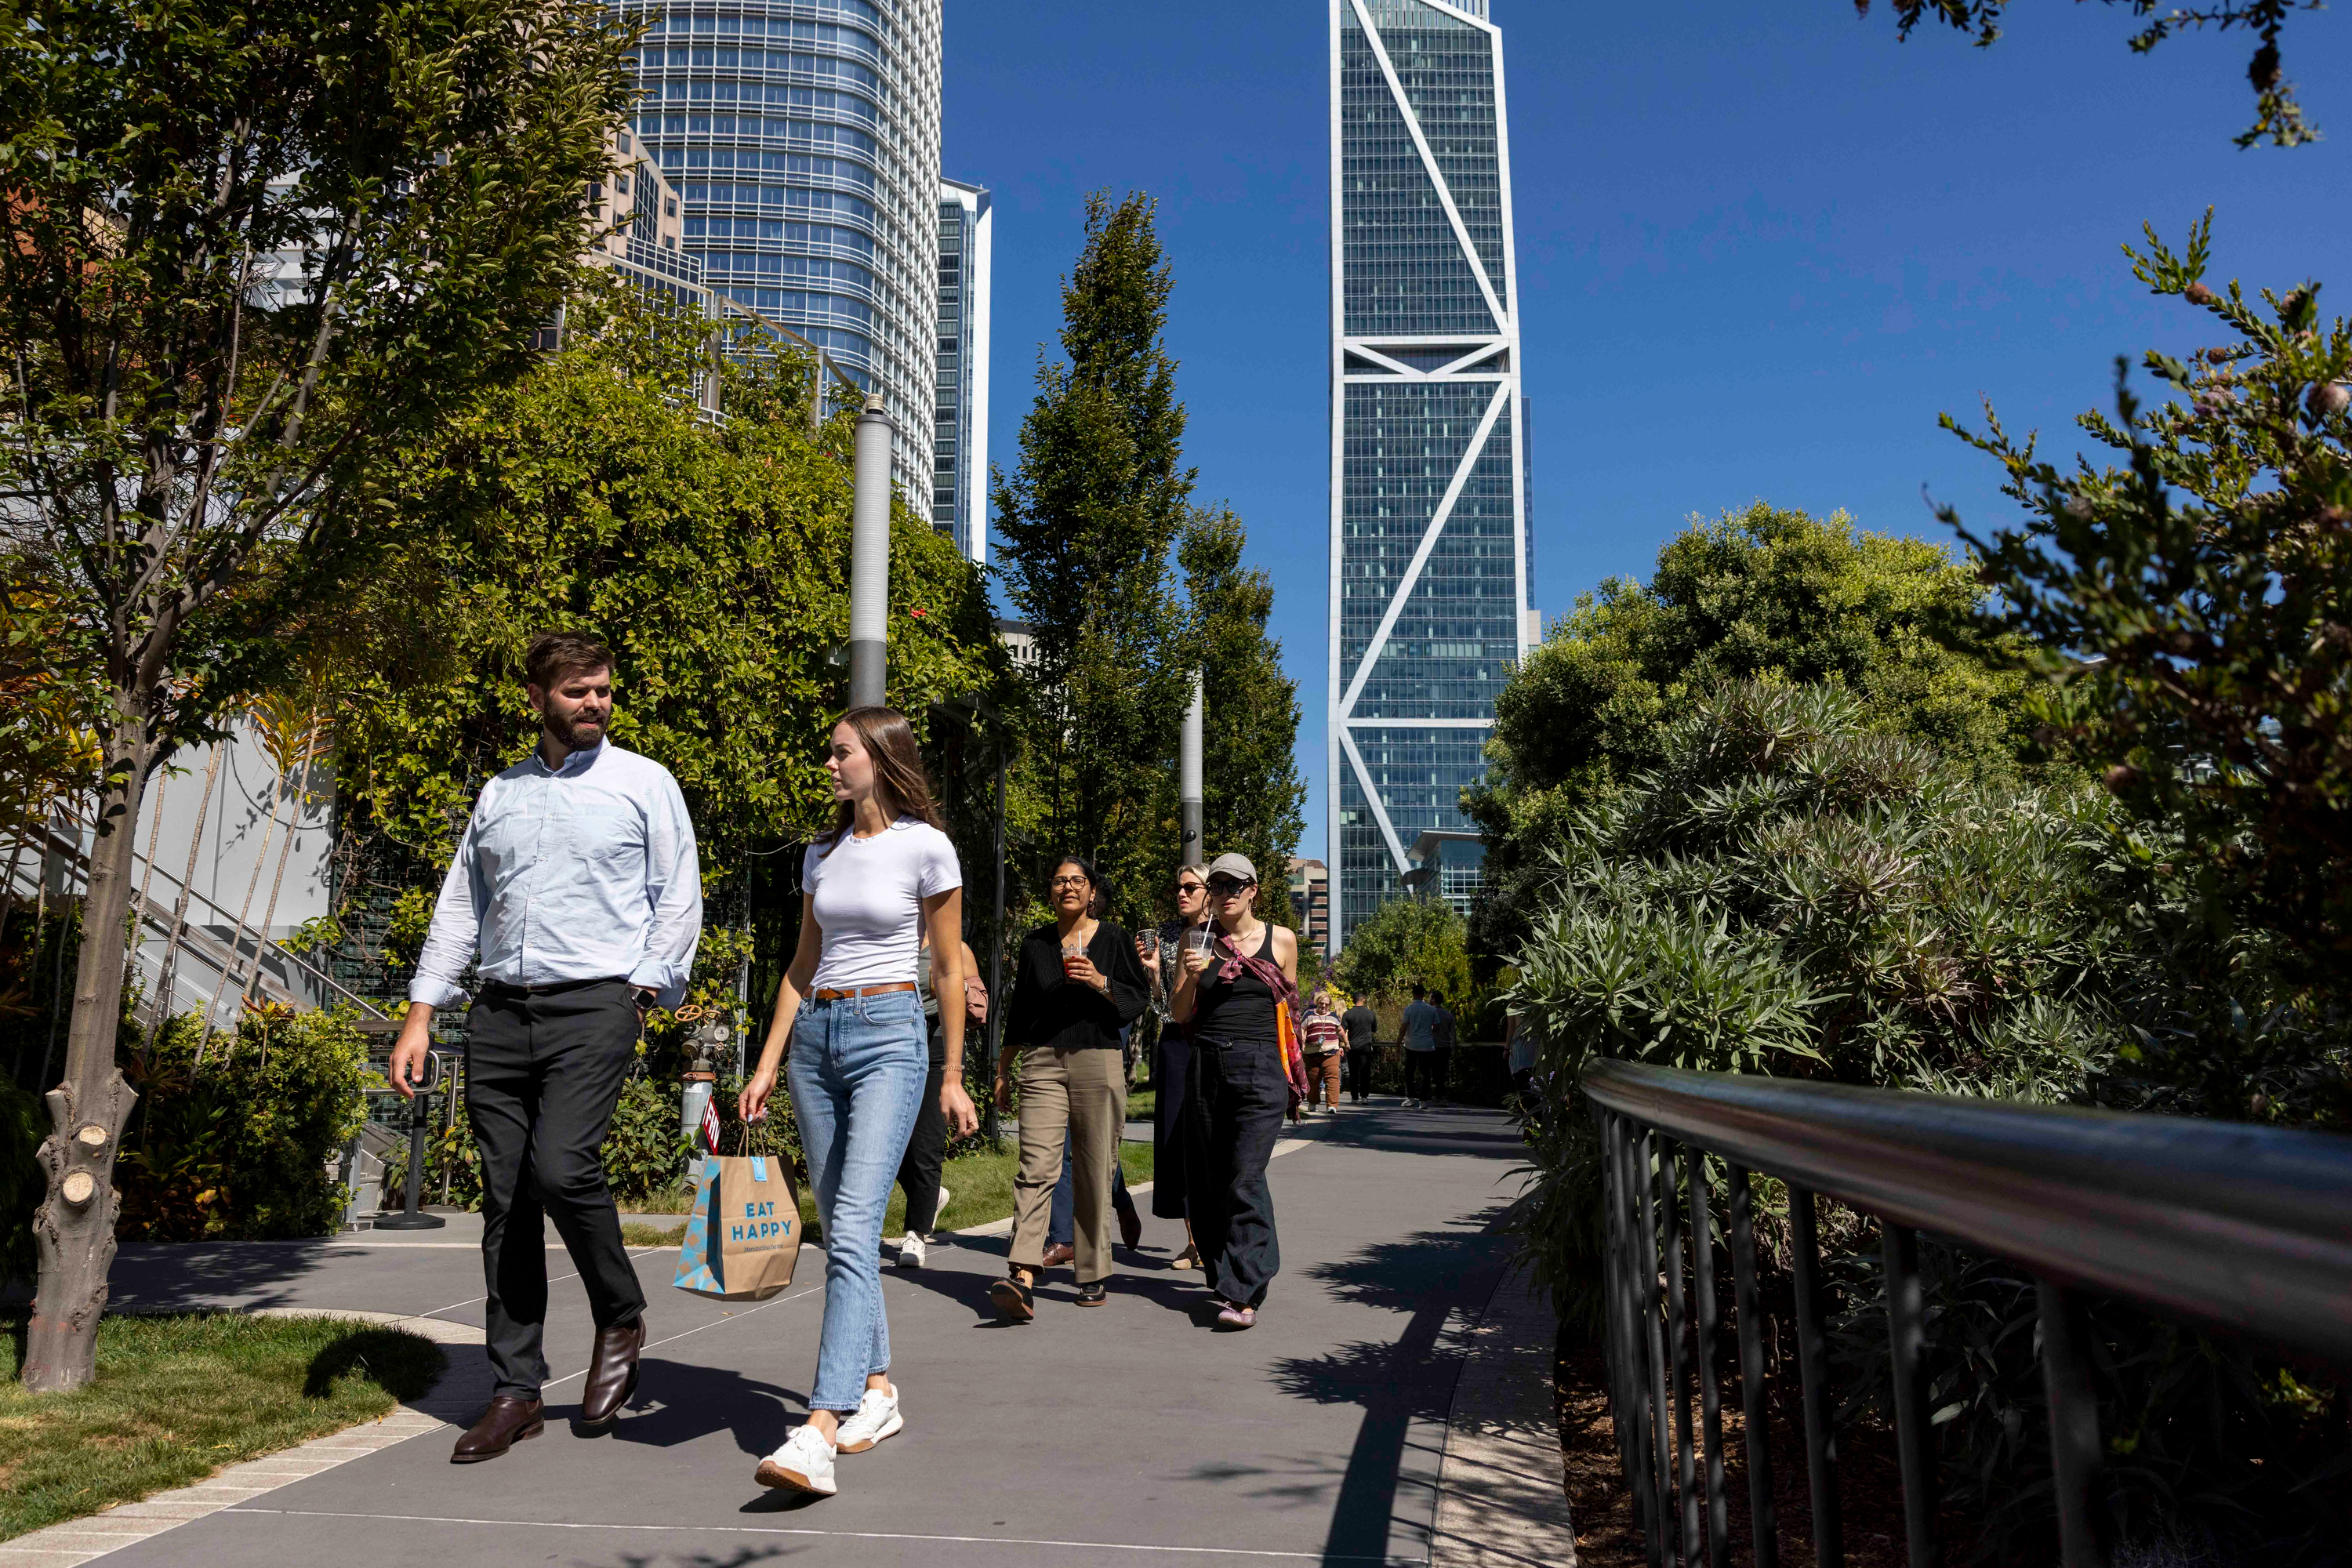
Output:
[
  {"xmin": 22, "ymin": 821, "xmax": 387, "ymax": 1019},
  {"xmin": 1583, "ymin": 1058, "xmax": 2352, "ymax": 1365},
  {"xmin": 1578, "ymin": 1057, "xmax": 2352, "ymax": 1568}
]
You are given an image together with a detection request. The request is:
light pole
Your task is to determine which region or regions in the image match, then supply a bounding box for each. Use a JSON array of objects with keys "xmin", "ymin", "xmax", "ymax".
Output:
[
  {"xmin": 1180, "ymin": 670, "xmax": 1204, "ymax": 866},
  {"xmin": 707, "ymin": 299, "xmax": 892, "ymax": 709},
  {"xmin": 848, "ymin": 393, "xmax": 894, "ymax": 710}
]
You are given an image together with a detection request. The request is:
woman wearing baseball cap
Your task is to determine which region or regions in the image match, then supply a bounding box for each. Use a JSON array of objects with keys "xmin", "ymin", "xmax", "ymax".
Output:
[{"xmin": 1168, "ymin": 851, "xmax": 1301, "ymax": 1330}]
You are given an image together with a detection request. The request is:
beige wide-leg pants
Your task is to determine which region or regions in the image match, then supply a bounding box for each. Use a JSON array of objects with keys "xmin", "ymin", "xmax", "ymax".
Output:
[{"xmin": 1008, "ymin": 1046, "xmax": 1127, "ymax": 1285}]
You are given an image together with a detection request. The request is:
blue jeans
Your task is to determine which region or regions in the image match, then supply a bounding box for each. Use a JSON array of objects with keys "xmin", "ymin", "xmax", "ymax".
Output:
[{"xmin": 786, "ymin": 988, "xmax": 927, "ymax": 1413}]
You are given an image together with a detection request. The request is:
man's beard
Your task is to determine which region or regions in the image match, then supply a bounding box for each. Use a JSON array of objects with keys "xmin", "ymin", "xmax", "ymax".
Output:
[{"xmin": 546, "ymin": 710, "xmax": 607, "ymax": 750}]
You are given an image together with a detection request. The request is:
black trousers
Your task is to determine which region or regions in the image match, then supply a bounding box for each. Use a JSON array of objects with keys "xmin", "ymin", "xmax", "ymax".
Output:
[
  {"xmin": 1151, "ymin": 1024, "xmax": 1192, "ymax": 1220},
  {"xmin": 1405, "ymin": 1050, "xmax": 1443, "ymax": 1102},
  {"xmin": 465, "ymin": 977, "xmax": 646, "ymax": 1400},
  {"xmin": 1182, "ymin": 1036, "xmax": 1288, "ymax": 1308},
  {"xmin": 895, "ymin": 1029, "xmax": 949, "ymax": 1237},
  {"xmin": 1345, "ymin": 1044, "xmax": 1374, "ymax": 1101}
]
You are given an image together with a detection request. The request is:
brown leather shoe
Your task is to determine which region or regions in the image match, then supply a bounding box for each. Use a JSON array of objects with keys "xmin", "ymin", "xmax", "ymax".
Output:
[
  {"xmin": 579, "ymin": 1317, "xmax": 645, "ymax": 1430},
  {"xmin": 1040, "ymin": 1242, "xmax": 1076, "ymax": 1269},
  {"xmin": 452, "ymin": 1396, "xmax": 544, "ymax": 1463}
]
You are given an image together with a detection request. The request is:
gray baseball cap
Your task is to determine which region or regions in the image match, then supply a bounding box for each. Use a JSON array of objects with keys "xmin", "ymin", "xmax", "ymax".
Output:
[{"xmin": 1204, "ymin": 851, "xmax": 1258, "ymax": 884}]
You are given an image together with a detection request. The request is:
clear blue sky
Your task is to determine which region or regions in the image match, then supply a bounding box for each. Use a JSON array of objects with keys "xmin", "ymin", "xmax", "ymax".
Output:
[{"xmin": 943, "ymin": 1, "xmax": 2352, "ymax": 863}]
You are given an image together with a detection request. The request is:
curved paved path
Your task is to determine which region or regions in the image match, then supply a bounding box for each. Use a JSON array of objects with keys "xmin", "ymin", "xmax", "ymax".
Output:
[{"xmin": 68, "ymin": 1103, "xmax": 1532, "ymax": 1568}]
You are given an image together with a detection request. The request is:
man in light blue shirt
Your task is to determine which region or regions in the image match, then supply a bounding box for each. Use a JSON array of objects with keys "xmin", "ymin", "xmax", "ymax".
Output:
[
  {"xmin": 390, "ymin": 631, "xmax": 701, "ymax": 1463},
  {"xmin": 1399, "ymin": 983, "xmax": 1443, "ymax": 1109}
]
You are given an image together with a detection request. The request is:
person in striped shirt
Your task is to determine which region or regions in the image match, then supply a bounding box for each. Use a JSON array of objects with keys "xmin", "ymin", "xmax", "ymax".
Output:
[{"xmin": 1301, "ymin": 990, "xmax": 1347, "ymax": 1116}]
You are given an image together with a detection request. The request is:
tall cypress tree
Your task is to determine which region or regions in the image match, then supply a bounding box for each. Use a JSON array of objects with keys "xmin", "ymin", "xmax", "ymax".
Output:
[
  {"xmin": 1181, "ymin": 505, "xmax": 1306, "ymax": 919},
  {"xmin": 993, "ymin": 192, "xmax": 1196, "ymax": 912}
]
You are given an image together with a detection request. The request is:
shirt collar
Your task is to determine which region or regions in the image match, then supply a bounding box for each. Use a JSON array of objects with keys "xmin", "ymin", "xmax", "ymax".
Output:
[{"xmin": 530, "ymin": 739, "xmax": 607, "ymax": 777}]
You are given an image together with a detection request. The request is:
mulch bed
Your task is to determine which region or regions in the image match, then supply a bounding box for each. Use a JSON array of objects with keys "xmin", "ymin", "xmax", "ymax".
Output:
[{"xmin": 1556, "ymin": 1319, "xmax": 1955, "ymax": 1567}]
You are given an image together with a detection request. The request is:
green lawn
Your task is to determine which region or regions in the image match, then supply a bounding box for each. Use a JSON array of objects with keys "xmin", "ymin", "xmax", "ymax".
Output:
[
  {"xmin": 623, "ymin": 1139, "xmax": 1156, "ymax": 1250},
  {"xmin": 0, "ymin": 1312, "xmax": 442, "ymax": 1541}
]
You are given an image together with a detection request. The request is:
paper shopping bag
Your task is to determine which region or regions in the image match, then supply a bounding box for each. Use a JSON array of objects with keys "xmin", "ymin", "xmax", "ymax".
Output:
[{"xmin": 673, "ymin": 1152, "xmax": 802, "ymax": 1301}]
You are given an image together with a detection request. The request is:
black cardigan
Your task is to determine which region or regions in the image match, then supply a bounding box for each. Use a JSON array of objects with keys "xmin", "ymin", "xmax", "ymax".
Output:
[{"xmin": 1003, "ymin": 920, "xmax": 1149, "ymax": 1052}]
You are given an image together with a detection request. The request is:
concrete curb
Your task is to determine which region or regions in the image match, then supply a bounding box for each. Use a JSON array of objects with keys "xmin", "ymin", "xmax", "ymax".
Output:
[
  {"xmin": 0, "ymin": 1310, "xmax": 492, "ymax": 1568},
  {"xmin": 1429, "ymin": 1269, "xmax": 1578, "ymax": 1568}
]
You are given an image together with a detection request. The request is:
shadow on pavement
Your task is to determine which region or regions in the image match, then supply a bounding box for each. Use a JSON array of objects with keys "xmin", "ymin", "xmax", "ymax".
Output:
[
  {"xmin": 1263, "ymin": 1202, "xmax": 1515, "ymax": 1566},
  {"xmin": 602, "ymin": 1358, "xmax": 805, "ymax": 1457},
  {"xmin": 103, "ymin": 1241, "xmax": 355, "ymax": 1312}
]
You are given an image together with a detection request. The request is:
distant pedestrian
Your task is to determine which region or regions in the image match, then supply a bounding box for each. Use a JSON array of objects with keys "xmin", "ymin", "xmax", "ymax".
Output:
[
  {"xmin": 1505, "ymin": 1011, "xmax": 1541, "ymax": 1126},
  {"xmin": 1139, "ymin": 863, "xmax": 1211, "ymax": 1269},
  {"xmin": 737, "ymin": 706, "xmax": 977, "ymax": 1497},
  {"xmin": 992, "ymin": 856, "xmax": 1149, "ymax": 1321},
  {"xmin": 1171, "ymin": 852, "xmax": 1302, "ymax": 1330},
  {"xmin": 895, "ymin": 933, "xmax": 986, "ymax": 1269},
  {"xmin": 1301, "ymin": 991, "xmax": 1345, "ymax": 1114},
  {"xmin": 393, "ymin": 630, "xmax": 702, "ymax": 1465},
  {"xmin": 1340, "ymin": 995, "xmax": 1380, "ymax": 1103},
  {"xmin": 1430, "ymin": 995, "xmax": 1457, "ymax": 1105},
  {"xmin": 1400, "ymin": 983, "xmax": 1443, "ymax": 1109}
]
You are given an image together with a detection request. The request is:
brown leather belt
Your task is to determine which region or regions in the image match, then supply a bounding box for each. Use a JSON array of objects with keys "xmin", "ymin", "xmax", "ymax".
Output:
[{"xmin": 812, "ymin": 982, "xmax": 917, "ymax": 1001}]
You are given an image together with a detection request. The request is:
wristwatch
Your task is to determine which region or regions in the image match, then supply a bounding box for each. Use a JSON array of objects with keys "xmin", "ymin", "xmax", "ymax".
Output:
[{"xmin": 630, "ymin": 986, "xmax": 659, "ymax": 1011}]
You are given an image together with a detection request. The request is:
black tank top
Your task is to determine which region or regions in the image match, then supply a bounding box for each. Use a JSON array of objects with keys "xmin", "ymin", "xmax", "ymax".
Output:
[{"xmin": 1191, "ymin": 924, "xmax": 1277, "ymax": 1049}]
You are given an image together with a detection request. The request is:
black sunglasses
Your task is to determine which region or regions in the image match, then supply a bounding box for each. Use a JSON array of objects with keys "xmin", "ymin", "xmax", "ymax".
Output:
[{"xmin": 1207, "ymin": 877, "xmax": 1253, "ymax": 896}]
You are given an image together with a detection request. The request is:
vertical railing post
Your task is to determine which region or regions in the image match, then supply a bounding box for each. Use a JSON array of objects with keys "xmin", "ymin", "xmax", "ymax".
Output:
[
  {"xmin": 1687, "ymin": 1146, "xmax": 1730, "ymax": 1568},
  {"xmin": 1617, "ymin": 1116, "xmax": 1661, "ymax": 1549},
  {"xmin": 1728, "ymin": 1167, "xmax": 1779, "ymax": 1568},
  {"xmin": 1882, "ymin": 1223, "xmax": 1939, "ymax": 1568},
  {"xmin": 2036, "ymin": 1278, "xmax": 2107, "ymax": 1568},
  {"xmin": 1601, "ymin": 1112, "xmax": 1646, "ymax": 1537},
  {"xmin": 1636, "ymin": 1131, "xmax": 1674, "ymax": 1568},
  {"xmin": 1661, "ymin": 1142, "xmax": 1699, "ymax": 1565},
  {"xmin": 1789, "ymin": 1186, "xmax": 1844, "ymax": 1568}
]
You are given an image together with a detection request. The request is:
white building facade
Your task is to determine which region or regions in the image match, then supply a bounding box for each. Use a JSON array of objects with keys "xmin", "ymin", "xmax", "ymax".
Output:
[{"xmin": 1327, "ymin": 0, "xmax": 1530, "ymax": 953}]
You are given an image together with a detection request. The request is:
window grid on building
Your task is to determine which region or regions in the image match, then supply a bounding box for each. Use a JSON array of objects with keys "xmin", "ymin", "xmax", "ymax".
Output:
[
  {"xmin": 1328, "ymin": 0, "xmax": 1528, "ymax": 953},
  {"xmin": 615, "ymin": 0, "xmax": 942, "ymax": 497}
]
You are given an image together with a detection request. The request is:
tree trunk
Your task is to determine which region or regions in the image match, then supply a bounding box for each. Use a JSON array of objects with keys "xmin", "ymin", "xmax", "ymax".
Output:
[{"xmin": 23, "ymin": 714, "xmax": 145, "ymax": 1394}]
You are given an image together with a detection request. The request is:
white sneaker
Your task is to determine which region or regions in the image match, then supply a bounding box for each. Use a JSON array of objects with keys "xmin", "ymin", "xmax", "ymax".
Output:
[
  {"xmin": 833, "ymin": 1385, "xmax": 903, "ymax": 1454},
  {"xmin": 934, "ymin": 1185, "xmax": 951, "ymax": 1225},
  {"xmin": 755, "ymin": 1424, "xmax": 837, "ymax": 1495},
  {"xmin": 896, "ymin": 1232, "xmax": 925, "ymax": 1269}
]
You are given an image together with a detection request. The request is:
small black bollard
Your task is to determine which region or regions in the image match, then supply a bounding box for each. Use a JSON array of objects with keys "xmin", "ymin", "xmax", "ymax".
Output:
[{"xmin": 375, "ymin": 1050, "xmax": 449, "ymax": 1231}]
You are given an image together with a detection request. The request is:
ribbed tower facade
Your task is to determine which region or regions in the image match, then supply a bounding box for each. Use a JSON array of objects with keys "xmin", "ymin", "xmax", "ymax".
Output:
[
  {"xmin": 1327, "ymin": 0, "xmax": 1530, "ymax": 953},
  {"xmin": 934, "ymin": 177, "xmax": 992, "ymax": 564},
  {"xmin": 619, "ymin": 0, "xmax": 943, "ymax": 493}
]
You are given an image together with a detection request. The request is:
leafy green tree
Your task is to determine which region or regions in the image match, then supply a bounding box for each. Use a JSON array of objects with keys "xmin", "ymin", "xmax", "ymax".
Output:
[
  {"xmin": 1181, "ymin": 506, "xmax": 1307, "ymax": 922},
  {"xmin": 328, "ymin": 287, "xmax": 1002, "ymax": 980},
  {"xmin": 992, "ymin": 192, "xmax": 1197, "ymax": 918},
  {"xmin": 1943, "ymin": 214, "xmax": 2352, "ymax": 1125},
  {"xmin": 1857, "ymin": 0, "xmax": 2325, "ymax": 148},
  {"xmin": 1332, "ymin": 895, "xmax": 1472, "ymax": 1011},
  {"xmin": 1468, "ymin": 503, "xmax": 2033, "ymax": 961},
  {"xmin": 0, "ymin": 0, "xmax": 632, "ymax": 1390}
]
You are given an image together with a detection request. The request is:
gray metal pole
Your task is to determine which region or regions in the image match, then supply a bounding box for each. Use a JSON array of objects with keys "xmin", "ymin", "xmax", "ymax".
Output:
[
  {"xmin": 1180, "ymin": 670, "xmax": 1204, "ymax": 866},
  {"xmin": 985, "ymin": 747, "xmax": 1007, "ymax": 1145},
  {"xmin": 848, "ymin": 392, "xmax": 893, "ymax": 710}
]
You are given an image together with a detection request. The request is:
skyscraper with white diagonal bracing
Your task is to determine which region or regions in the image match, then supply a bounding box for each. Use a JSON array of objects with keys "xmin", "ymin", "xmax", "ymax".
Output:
[{"xmin": 1328, "ymin": 0, "xmax": 1531, "ymax": 953}]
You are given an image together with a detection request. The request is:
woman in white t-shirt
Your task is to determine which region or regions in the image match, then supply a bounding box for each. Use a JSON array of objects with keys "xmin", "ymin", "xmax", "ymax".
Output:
[{"xmin": 739, "ymin": 706, "xmax": 976, "ymax": 1497}]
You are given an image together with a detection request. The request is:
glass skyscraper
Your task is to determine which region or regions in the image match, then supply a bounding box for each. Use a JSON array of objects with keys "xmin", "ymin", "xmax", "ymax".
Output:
[
  {"xmin": 1327, "ymin": 0, "xmax": 1531, "ymax": 952},
  {"xmin": 934, "ymin": 178, "xmax": 992, "ymax": 564},
  {"xmin": 616, "ymin": 0, "xmax": 943, "ymax": 493}
]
